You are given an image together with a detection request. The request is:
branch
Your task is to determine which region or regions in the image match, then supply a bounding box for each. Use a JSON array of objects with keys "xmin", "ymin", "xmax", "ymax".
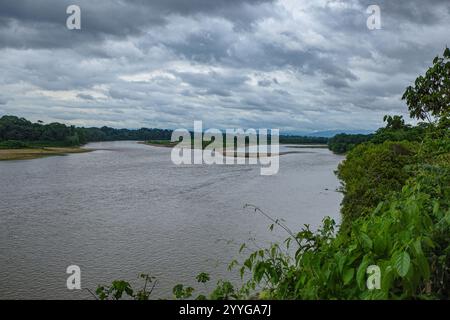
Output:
[{"xmin": 244, "ymin": 204, "xmax": 301, "ymax": 247}]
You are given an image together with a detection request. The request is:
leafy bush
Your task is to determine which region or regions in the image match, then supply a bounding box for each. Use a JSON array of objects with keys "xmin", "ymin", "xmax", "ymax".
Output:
[
  {"xmin": 0, "ymin": 140, "xmax": 30, "ymax": 149},
  {"xmin": 337, "ymin": 141, "xmax": 418, "ymax": 229},
  {"xmin": 230, "ymin": 161, "xmax": 449, "ymax": 300},
  {"xmin": 402, "ymin": 47, "xmax": 450, "ymax": 122},
  {"xmin": 95, "ymin": 274, "xmax": 157, "ymax": 300},
  {"xmin": 328, "ymin": 133, "xmax": 373, "ymax": 154}
]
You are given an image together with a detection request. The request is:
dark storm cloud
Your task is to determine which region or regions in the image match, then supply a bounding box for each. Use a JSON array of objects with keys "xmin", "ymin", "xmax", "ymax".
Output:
[
  {"xmin": 357, "ymin": 0, "xmax": 450, "ymax": 25},
  {"xmin": 323, "ymin": 77, "xmax": 350, "ymax": 89},
  {"xmin": 174, "ymin": 71, "xmax": 249, "ymax": 90},
  {"xmin": 76, "ymin": 93, "xmax": 94, "ymax": 100},
  {"xmin": 0, "ymin": 0, "xmax": 449, "ymax": 131},
  {"xmin": 258, "ymin": 79, "xmax": 272, "ymax": 87},
  {"xmin": 0, "ymin": 0, "xmax": 273, "ymax": 49}
]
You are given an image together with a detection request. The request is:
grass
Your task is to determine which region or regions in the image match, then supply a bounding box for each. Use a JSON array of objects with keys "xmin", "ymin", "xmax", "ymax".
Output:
[{"xmin": 0, "ymin": 147, "xmax": 91, "ymax": 161}]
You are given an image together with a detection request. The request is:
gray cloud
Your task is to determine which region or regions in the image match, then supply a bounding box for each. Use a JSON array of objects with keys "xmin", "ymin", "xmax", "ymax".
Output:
[
  {"xmin": 0, "ymin": 0, "xmax": 449, "ymax": 132},
  {"xmin": 76, "ymin": 93, "xmax": 94, "ymax": 100},
  {"xmin": 0, "ymin": 96, "xmax": 8, "ymax": 105},
  {"xmin": 0, "ymin": 0, "xmax": 273, "ymax": 49}
]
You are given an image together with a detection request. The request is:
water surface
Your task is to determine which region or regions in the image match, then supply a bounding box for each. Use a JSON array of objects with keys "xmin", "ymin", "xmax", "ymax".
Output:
[{"xmin": 0, "ymin": 141, "xmax": 343, "ymax": 299}]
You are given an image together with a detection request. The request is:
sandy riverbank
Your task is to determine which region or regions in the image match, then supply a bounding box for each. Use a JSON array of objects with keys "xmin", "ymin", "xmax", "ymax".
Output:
[{"xmin": 0, "ymin": 147, "xmax": 91, "ymax": 161}]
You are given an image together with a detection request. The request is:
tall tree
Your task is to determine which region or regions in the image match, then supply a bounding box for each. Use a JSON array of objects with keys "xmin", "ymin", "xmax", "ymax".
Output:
[{"xmin": 402, "ymin": 47, "xmax": 450, "ymax": 122}]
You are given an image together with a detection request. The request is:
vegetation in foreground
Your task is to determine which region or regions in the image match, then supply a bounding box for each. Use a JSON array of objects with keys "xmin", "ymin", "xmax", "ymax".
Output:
[{"xmin": 93, "ymin": 48, "xmax": 449, "ymax": 300}]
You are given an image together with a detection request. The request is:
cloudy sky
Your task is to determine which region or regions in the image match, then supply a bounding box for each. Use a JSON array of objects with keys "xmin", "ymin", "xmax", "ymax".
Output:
[{"xmin": 0, "ymin": 0, "xmax": 449, "ymax": 132}]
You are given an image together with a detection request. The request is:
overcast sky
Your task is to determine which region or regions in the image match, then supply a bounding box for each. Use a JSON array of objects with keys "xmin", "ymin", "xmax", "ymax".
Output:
[{"xmin": 0, "ymin": 0, "xmax": 449, "ymax": 132}]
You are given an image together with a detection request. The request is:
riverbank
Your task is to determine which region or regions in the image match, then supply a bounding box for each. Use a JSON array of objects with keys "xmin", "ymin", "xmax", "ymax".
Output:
[
  {"xmin": 142, "ymin": 140, "xmax": 328, "ymax": 157},
  {"xmin": 0, "ymin": 147, "xmax": 91, "ymax": 161},
  {"xmin": 143, "ymin": 140, "xmax": 328, "ymax": 149}
]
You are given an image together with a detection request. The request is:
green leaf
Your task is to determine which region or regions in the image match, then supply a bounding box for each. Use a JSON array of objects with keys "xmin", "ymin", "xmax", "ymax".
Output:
[
  {"xmin": 394, "ymin": 251, "xmax": 411, "ymax": 277},
  {"xmin": 444, "ymin": 47, "xmax": 450, "ymax": 58},
  {"xmin": 413, "ymin": 240, "xmax": 430, "ymax": 279},
  {"xmin": 196, "ymin": 272, "xmax": 210, "ymax": 283},
  {"xmin": 444, "ymin": 210, "xmax": 450, "ymax": 224},
  {"xmin": 336, "ymin": 253, "xmax": 346, "ymax": 274},
  {"xmin": 360, "ymin": 233, "xmax": 373, "ymax": 250},
  {"xmin": 381, "ymin": 266, "xmax": 394, "ymax": 292},
  {"xmin": 356, "ymin": 257, "xmax": 370, "ymax": 290},
  {"xmin": 343, "ymin": 268, "xmax": 354, "ymax": 285}
]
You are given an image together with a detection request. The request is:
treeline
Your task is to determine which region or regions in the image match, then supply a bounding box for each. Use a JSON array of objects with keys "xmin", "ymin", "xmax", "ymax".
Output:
[
  {"xmin": 79, "ymin": 126, "xmax": 172, "ymax": 143},
  {"xmin": 328, "ymin": 133, "xmax": 373, "ymax": 154},
  {"xmin": 0, "ymin": 116, "xmax": 82, "ymax": 148},
  {"xmin": 0, "ymin": 112, "xmax": 433, "ymax": 153},
  {"xmin": 0, "ymin": 115, "xmax": 329, "ymax": 149},
  {"xmin": 0, "ymin": 115, "xmax": 172, "ymax": 148},
  {"xmin": 328, "ymin": 115, "xmax": 430, "ymax": 154},
  {"xmin": 279, "ymin": 135, "xmax": 328, "ymax": 144}
]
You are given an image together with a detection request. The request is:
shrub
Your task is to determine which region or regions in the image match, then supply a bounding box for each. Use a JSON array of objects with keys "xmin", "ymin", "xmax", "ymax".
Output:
[
  {"xmin": 337, "ymin": 141, "xmax": 418, "ymax": 229},
  {"xmin": 234, "ymin": 163, "xmax": 449, "ymax": 299},
  {"xmin": 0, "ymin": 140, "xmax": 29, "ymax": 149}
]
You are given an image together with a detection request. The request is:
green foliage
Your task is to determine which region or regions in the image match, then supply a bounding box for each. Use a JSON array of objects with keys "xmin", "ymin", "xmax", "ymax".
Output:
[
  {"xmin": 328, "ymin": 133, "xmax": 373, "ymax": 154},
  {"xmin": 196, "ymin": 272, "xmax": 211, "ymax": 283},
  {"xmin": 0, "ymin": 115, "xmax": 84, "ymax": 147},
  {"xmin": 96, "ymin": 280, "xmax": 134, "ymax": 300},
  {"xmin": 223, "ymin": 96, "xmax": 449, "ymax": 300},
  {"xmin": 278, "ymin": 135, "xmax": 328, "ymax": 144},
  {"xmin": 402, "ymin": 47, "xmax": 450, "ymax": 122},
  {"xmin": 1, "ymin": 115, "xmax": 328, "ymax": 149},
  {"xmin": 80, "ymin": 126, "xmax": 172, "ymax": 142},
  {"xmin": 371, "ymin": 117, "xmax": 428, "ymax": 144},
  {"xmin": 209, "ymin": 281, "xmax": 238, "ymax": 300},
  {"xmin": 95, "ymin": 274, "xmax": 156, "ymax": 300},
  {"xmin": 0, "ymin": 115, "xmax": 173, "ymax": 147},
  {"xmin": 383, "ymin": 115, "xmax": 408, "ymax": 130},
  {"xmin": 327, "ymin": 115, "xmax": 427, "ymax": 155},
  {"xmin": 0, "ymin": 140, "xmax": 30, "ymax": 149},
  {"xmin": 232, "ymin": 161, "xmax": 449, "ymax": 299},
  {"xmin": 173, "ymin": 284, "xmax": 195, "ymax": 299},
  {"xmin": 337, "ymin": 141, "xmax": 418, "ymax": 229}
]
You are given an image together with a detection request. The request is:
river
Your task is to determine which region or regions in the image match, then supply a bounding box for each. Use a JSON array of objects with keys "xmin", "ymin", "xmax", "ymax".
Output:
[{"xmin": 0, "ymin": 141, "xmax": 343, "ymax": 299}]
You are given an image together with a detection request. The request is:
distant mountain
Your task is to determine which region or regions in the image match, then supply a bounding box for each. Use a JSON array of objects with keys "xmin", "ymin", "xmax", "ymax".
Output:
[{"xmin": 280, "ymin": 129, "xmax": 374, "ymax": 138}]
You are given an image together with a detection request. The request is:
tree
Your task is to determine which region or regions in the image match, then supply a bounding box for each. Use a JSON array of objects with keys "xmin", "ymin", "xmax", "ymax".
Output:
[
  {"xmin": 382, "ymin": 115, "xmax": 408, "ymax": 130},
  {"xmin": 402, "ymin": 47, "xmax": 450, "ymax": 122},
  {"xmin": 336, "ymin": 141, "xmax": 417, "ymax": 228},
  {"xmin": 328, "ymin": 133, "xmax": 373, "ymax": 154}
]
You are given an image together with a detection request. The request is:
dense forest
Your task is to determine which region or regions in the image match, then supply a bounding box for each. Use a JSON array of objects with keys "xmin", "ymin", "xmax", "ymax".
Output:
[
  {"xmin": 0, "ymin": 116, "xmax": 171, "ymax": 148},
  {"xmin": 0, "ymin": 115, "xmax": 329, "ymax": 148},
  {"xmin": 328, "ymin": 133, "xmax": 373, "ymax": 154},
  {"xmin": 327, "ymin": 115, "xmax": 429, "ymax": 154},
  {"xmin": 94, "ymin": 48, "xmax": 449, "ymax": 300},
  {"xmin": 279, "ymin": 135, "xmax": 327, "ymax": 144}
]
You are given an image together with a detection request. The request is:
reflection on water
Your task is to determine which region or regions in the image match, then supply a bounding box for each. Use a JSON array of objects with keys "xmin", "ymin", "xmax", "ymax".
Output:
[{"xmin": 0, "ymin": 141, "xmax": 343, "ymax": 299}]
